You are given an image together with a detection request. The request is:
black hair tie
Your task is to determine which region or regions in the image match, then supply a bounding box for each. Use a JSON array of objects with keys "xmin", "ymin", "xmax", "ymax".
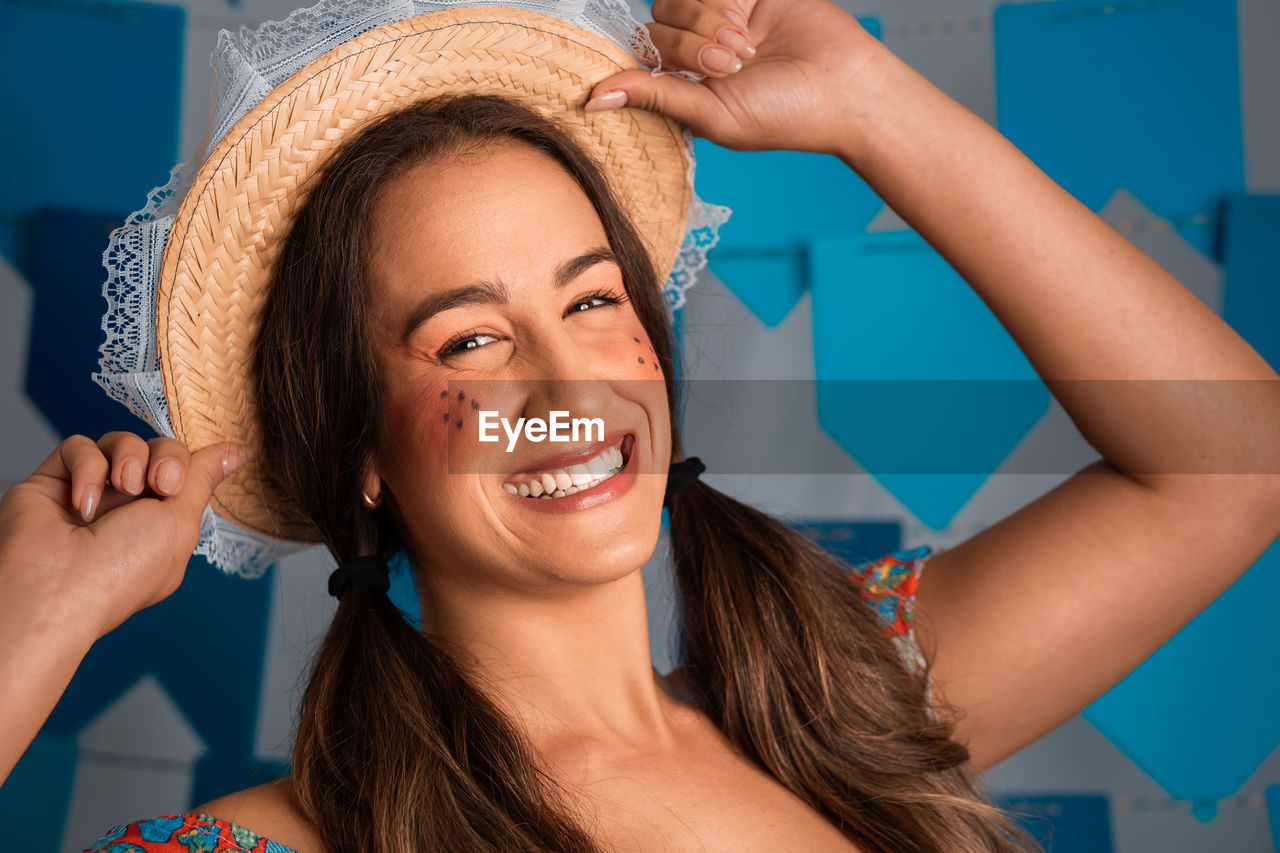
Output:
[
  {"xmin": 663, "ymin": 457, "xmax": 705, "ymax": 507},
  {"xmin": 328, "ymin": 553, "xmax": 391, "ymax": 599}
]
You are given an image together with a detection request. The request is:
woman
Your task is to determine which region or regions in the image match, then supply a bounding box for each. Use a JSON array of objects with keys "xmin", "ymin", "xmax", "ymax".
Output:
[{"xmin": 1, "ymin": 0, "xmax": 1277, "ymax": 850}]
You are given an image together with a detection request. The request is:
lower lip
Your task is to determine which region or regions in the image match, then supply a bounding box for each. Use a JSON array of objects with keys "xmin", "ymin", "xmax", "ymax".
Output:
[{"xmin": 506, "ymin": 437, "xmax": 638, "ymax": 515}]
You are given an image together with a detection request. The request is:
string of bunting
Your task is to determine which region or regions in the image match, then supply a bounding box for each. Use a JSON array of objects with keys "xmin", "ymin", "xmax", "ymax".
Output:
[{"xmin": 1109, "ymin": 790, "xmax": 1270, "ymax": 814}]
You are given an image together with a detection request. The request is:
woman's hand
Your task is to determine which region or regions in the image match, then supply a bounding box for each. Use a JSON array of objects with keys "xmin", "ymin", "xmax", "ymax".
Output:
[
  {"xmin": 585, "ymin": 0, "xmax": 892, "ymax": 157},
  {"xmin": 0, "ymin": 433, "xmax": 249, "ymax": 642}
]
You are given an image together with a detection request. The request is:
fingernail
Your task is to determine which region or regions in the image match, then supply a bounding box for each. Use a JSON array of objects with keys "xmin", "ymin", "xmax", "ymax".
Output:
[
  {"xmin": 223, "ymin": 445, "xmax": 253, "ymax": 476},
  {"xmin": 716, "ymin": 27, "xmax": 754, "ymax": 57},
  {"xmin": 122, "ymin": 459, "xmax": 144, "ymax": 495},
  {"xmin": 157, "ymin": 459, "xmax": 182, "ymax": 495},
  {"xmin": 724, "ymin": 7, "xmax": 749, "ymax": 31},
  {"xmin": 700, "ymin": 44, "xmax": 741, "ymax": 74},
  {"xmin": 584, "ymin": 90, "xmax": 627, "ymax": 112},
  {"xmin": 82, "ymin": 485, "xmax": 99, "ymax": 523}
]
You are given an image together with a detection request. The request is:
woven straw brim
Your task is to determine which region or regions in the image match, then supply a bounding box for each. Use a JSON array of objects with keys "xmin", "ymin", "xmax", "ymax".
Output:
[{"xmin": 157, "ymin": 6, "xmax": 692, "ymax": 542}]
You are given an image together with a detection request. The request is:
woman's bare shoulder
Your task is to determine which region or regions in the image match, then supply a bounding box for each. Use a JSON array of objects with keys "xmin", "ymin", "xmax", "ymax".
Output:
[{"xmin": 195, "ymin": 777, "xmax": 321, "ymax": 853}]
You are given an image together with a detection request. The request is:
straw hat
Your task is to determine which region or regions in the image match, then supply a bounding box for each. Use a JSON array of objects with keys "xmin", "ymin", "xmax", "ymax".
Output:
[{"xmin": 96, "ymin": 0, "xmax": 725, "ymax": 569}]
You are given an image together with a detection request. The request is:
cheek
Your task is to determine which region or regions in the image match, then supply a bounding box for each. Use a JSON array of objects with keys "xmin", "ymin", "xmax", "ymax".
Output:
[
  {"xmin": 616, "ymin": 326, "xmax": 663, "ymax": 378},
  {"xmin": 381, "ymin": 386, "xmax": 454, "ymax": 478},
  {"xmin": 388, "ymin": 380, "xmax": 528, "ymax": 466},
  {"xmin": 439, "ymin": 382, "xmax": 526, "ymax": 472},
  {"xmin": 440, "ymin": 386, "xmax": 485, "ymax": 433}
]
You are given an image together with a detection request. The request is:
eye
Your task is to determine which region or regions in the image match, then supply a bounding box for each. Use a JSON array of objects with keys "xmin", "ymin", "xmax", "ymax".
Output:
[
  {"xmin": 438, "ymin": 329, "xmax": 500, "ymax": 359},
  {"xmin": 566, "ymin": 289, "xmax": 628, "ymax": 316}
]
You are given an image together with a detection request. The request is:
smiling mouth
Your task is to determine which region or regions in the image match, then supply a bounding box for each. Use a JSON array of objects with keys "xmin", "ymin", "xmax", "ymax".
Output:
[{"xmin": 502, "ymin": 434, "xmax": 634, "ymax": 499}]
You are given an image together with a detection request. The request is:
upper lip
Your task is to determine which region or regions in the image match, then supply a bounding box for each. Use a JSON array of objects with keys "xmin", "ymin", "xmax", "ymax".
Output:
[{"xmin": 508, "ymin": 429, "xmax": 632, "ymax": 476}]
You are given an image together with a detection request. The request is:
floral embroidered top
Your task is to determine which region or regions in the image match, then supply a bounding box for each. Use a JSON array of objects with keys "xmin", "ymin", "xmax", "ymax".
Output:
[
  {"xmin": 84, "ymin": 813, "xmax": 301, "ymax": 853},
  {"xmin": 848, "ymin": 544, "xmax": 931, "ymax": 675},
  {"xmin": 82, "ymin": 546, "xmax": 931, "ymax": 853}
]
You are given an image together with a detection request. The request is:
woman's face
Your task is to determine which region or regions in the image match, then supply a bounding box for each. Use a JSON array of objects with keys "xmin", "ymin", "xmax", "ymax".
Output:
[{"xmin": 363, "ymin": 139, "xmax": 670, "ymax": 593}]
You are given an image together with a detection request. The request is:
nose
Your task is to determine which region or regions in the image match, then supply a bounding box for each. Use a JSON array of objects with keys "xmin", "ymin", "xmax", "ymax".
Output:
[{"xmin": 518, "ymin": 325, "xmax": 613, "ymax": 428}]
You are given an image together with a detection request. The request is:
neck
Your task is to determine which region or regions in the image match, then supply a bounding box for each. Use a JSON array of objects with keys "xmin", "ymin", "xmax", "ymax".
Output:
[{"xmin": 413, "ymin": 555, "xmax": 690, "ymax": 768}]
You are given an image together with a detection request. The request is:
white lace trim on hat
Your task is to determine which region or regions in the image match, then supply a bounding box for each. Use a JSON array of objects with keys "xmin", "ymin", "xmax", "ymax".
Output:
[{"xmin": 93, "ymin": 0, "xmax": 731, "ymax": 578}]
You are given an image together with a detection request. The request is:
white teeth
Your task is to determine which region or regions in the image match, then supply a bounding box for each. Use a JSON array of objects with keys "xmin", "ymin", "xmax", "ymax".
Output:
[{"xmin": 504, "ymin": 439, "xmax": 629, "ymax": 500}]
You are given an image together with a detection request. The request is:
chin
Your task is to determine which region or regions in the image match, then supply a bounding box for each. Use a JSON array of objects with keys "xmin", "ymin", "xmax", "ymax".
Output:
[{"xmin": 532, "ymin": 515, "xmax": 664, "ymax": 587}]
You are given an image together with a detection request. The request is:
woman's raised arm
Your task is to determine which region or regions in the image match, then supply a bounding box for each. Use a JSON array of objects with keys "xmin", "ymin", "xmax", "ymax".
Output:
[
  {"xmin": 588, "ymin": 0, "xmax": 1280, "ymax": 770},
  {"xmin": 828, "ymin": 45, "xmax": 1280, "ymax": 770},
  {"xmin": 0, "ymin": 433, "xmax": 247, "ymax": 785}
]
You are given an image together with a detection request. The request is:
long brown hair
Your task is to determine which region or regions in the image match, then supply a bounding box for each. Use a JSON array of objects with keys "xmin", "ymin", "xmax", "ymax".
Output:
[{"xmin": 253, "ymin": 93, "xmax": 1040, "ymax": 852}]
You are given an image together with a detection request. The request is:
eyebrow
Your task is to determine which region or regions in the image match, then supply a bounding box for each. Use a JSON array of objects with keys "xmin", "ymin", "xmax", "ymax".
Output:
[{"xmin": 401, "ymin": 245, "xmax": 620, "ymax": 342}]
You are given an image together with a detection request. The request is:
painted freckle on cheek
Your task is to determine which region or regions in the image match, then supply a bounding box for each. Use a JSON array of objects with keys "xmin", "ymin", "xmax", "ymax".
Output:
[{"xmin": 448, "ymin": 389, "xmax": 480, "ymax": 430}]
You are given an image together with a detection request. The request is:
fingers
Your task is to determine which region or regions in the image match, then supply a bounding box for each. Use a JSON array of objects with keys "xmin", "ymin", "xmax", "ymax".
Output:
[
  {"xmin": 30, "ymin": 433, "xmax": 249, "ymax": 525},
  {"xmin": 95, "ymin": 433, "xmax": 192, "ymax": 499},
  {"xmin": 586, "ymin": 66, "xmax": 734, "ymax": 136},
  {"xmin": 648, "ymin": 0, "xmax": 755, "ymax": 77},
  {"xmin": 646, "ymin": 22, "xmax": 740, "ymax": 76},
  {"xmin": 166, "ymin": 442, "xmax": 251, "ymax": 522},
  {"xmin": 144, "ymin": 436, "xmax": 192, "ymax": 497},
  {"xmin": 584, "ymin": 0, "xmax": 755, "ymax": 123},
  {"xmin": 54, "ymin": 435, "xmax": 109, "ymax": 523},
  {"xmin": 96, "ymin": 432, "xmax": 150, "ymax": 497}
]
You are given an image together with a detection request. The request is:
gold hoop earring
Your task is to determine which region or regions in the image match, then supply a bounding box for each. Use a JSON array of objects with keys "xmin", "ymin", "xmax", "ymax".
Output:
[{"xmin": 362, "ymin": 489, "xmax": 382, "ymax": 509}]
